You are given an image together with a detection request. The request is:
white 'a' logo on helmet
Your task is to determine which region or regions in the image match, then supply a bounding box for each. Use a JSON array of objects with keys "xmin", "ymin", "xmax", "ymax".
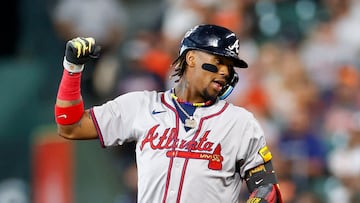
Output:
[{"xmin": 227, "ymin": 39, "xmax": 239, "ymax": 55}]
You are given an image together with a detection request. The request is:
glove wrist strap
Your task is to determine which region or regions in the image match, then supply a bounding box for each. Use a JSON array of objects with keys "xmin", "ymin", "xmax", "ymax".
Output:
[{"xmin": 63, "ymin": 57, "xmax": 84, "ymax": 73}]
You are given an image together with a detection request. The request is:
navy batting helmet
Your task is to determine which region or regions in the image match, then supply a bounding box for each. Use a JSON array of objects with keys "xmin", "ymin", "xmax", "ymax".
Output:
[{"xmin": 177, "ymin": 24, "xmax": 248, "ymax": 68}]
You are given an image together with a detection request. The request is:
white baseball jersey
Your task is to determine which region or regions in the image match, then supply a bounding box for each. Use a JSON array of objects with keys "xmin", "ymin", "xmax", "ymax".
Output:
[{"xmin": 91, "ymin": 90, "xmax": 270, "ymax": 203}]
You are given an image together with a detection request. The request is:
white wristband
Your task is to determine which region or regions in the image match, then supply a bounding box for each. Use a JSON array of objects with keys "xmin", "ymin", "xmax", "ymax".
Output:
[{"xmin": 63, "ymin": 57, "xmax": 84, "ymax": 73}]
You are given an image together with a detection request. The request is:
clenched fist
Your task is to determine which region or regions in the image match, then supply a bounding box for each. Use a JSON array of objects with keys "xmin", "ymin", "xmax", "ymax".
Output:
[{"xmin": 63, "ymin": 37, "xmax": 101, "ymax": 73}]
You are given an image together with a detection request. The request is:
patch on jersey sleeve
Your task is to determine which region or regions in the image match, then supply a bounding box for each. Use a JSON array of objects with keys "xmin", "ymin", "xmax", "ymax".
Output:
[{"xmin": 258, "ymin": 145, "xmax": 272, "ymax": 162}]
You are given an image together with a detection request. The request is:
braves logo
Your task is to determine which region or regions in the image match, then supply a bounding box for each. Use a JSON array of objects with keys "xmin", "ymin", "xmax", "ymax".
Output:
[
  {"xmin": 226, "ymin": 39, "xmax": 239, "ymax": 55},
  {"xmin": 140, "ymin": 124, "xmax": 223, "ymax": 170}
]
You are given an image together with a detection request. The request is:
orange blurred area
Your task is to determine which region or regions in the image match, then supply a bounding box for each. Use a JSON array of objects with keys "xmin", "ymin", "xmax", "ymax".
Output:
[{"xmin": 32, "ymin": 134, "xmax": 73, "ymax": 203}]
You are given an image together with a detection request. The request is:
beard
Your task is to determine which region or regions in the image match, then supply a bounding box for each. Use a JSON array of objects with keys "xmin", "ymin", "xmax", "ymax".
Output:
[{"xmin": 201, "ymin": 88, "xmax": 218, "ymax": 102}]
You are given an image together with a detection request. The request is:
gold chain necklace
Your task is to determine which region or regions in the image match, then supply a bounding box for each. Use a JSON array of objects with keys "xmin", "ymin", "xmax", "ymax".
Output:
[{"xmin": 173, "ymin": 97, "xmax": 197, "ymax": 128}]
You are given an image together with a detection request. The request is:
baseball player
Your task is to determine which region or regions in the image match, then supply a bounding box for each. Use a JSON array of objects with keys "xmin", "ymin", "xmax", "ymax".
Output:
[{"xmin": 55, "ymin": 24, "xmax": 282, "ymax": 203}]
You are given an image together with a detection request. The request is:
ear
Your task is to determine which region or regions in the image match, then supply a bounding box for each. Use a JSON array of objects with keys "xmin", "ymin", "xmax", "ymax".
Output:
[{"xmin": 185, "ymin": 50, "xmax": 196, "ymax": 67}]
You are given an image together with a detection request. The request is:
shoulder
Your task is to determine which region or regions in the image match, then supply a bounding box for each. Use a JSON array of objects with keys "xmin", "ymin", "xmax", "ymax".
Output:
[
  {"xmin": 222, "ymin": 102, "xmax": 264, "ymax": 134},
  {"xmin": 223, "ymin": 101, "xmax": 255, "ymax": 120}
]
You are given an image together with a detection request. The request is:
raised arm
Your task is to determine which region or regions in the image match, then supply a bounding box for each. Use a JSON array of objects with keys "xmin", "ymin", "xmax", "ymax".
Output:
[{"xmin": 54, "ymin": 37, "xmax": 101, "ymax": 140}]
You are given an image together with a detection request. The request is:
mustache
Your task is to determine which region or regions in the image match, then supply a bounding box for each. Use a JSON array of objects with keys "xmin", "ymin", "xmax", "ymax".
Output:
[{"xmin": 201, "ymin": 63, "xmax": 218, "ymax": 73}]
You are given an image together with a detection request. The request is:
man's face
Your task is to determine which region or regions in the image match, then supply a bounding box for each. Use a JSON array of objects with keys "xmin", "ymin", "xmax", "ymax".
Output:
[{"xmin": 185, "ymin": 50, "xmax": 234, "ymax": 100}]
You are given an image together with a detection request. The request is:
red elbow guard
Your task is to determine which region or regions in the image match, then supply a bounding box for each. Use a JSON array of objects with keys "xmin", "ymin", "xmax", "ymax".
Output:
[{"xmin": 55, "ymin": 101, "xmax": 84, "ymax": 125}]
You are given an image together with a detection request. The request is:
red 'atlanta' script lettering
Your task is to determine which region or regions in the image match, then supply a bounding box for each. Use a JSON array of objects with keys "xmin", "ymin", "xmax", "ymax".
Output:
[{"xmin": 140, "ymin": 124, "xmax": 214, "ymax": 151}]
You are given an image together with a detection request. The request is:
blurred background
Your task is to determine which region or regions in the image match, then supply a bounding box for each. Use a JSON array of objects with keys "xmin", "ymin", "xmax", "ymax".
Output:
[{"xmin": 1, "ymin": 0, "xmax": 360, "ymax": 202}]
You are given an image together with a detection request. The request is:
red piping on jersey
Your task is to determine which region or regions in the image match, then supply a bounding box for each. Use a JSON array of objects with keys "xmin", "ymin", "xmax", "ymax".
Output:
[
  {"xmin": 90, "ymin": 108, "xmax": 105, "ymax": 148},
  {"xmin": 161, "ymin": 92, "xmax": 230, "ymax": 203},
  {"xmin": 161, "ymin": 93, "xmax": 180, "ymax": 203},
  {"xmin": 176, "ymin": 102, "xmax": 229, "ymax": 203}
]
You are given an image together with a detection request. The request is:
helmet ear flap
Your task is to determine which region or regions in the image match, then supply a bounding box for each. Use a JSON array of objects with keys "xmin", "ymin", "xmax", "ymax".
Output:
[{"xmin": 219, "ymin": 72, "xmax": 239, "ymax": 100}]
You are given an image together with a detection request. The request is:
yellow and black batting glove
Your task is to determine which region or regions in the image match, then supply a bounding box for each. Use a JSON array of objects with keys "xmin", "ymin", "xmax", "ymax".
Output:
[
  {"xmin": 65, "ymin": 37, "xmax": 101, "ymax": 65},
  {"xmin": 63, "ymin": 37, "xmax": 101, "ymax": 73}
]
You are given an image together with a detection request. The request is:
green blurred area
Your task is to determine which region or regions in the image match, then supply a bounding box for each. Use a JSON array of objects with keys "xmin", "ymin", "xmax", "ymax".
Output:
[{"xmin": 0, "ymin": 59, "xmax": 45, "ymax": 181}]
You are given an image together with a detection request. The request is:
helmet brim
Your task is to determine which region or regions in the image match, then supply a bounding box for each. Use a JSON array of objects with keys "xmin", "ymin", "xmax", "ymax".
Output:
[
  {"xmin": 199, "ymin": 48, "xmax": 248, "ymax": 68},
  {"xmin": 172, "ymin": 48, "xmax": 248, "ymax": 69},
  {"xmin": 233, "ymin": 58, "xmax": 248, "ymax": 69}
]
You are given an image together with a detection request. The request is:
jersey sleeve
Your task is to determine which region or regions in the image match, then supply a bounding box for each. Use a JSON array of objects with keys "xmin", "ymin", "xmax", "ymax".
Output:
[
  {"xmin": 238, "ymin": 115, "xmax": 269, "ymax": 177},
  {"xmin": 91, "ymin": 91, "xmax": 145, "ymax": 147}
]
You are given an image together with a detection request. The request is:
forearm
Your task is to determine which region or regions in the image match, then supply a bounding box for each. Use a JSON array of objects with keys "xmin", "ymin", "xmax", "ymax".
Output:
[
  {"xmin": 54, "ymin": 69, "xmax": 84, "ymax": 125},
  {"xmin": 54, "ymin": 37, "xmax": 101, "ymax": 139},
  {"xmin": 54, "ymin": 70, "xmax": 91, "ymax": 139}
]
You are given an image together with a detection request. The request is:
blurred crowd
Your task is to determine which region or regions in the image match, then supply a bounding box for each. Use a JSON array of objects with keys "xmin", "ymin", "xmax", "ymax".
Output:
[{"xmin": 48, "ymin": 0, "xmax": 360, "ymax": 202}]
